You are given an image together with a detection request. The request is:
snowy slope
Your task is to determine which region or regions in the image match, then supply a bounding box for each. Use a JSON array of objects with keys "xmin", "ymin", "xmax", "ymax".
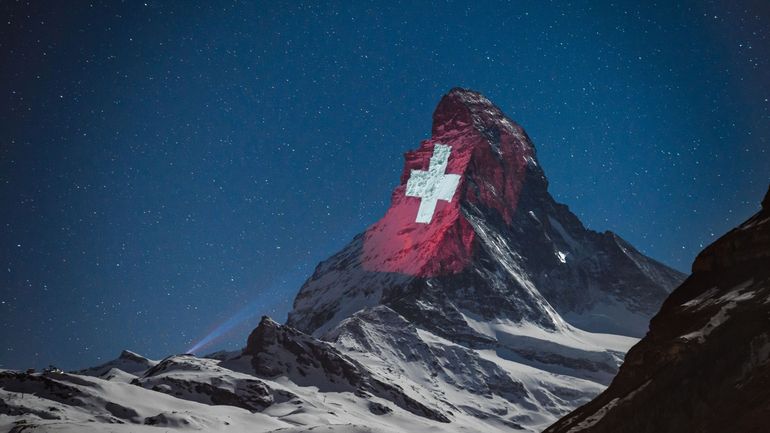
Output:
[
  {"xmin": 0, "ymin": 311, "xmax": 636, "ymax": 433},
  {"xmin": 0, "ymin": 316, "xmax": 632, "ymax": 433},
  {"xmin": 325, "ymin": 305, "xmax": 636, "ymax": 431}
]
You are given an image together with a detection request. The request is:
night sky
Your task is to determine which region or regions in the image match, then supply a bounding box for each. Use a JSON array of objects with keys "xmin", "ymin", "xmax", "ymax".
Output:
[{"xmin": 1, "ymin": 1, "xmax": 768, "ymax": 370}]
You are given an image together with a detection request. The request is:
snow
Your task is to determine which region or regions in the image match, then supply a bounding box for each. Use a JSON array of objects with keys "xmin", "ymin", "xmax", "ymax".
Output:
[
  {"xmin": 681, "ymin": 287, "xmax": 720, "ymax": 309},
  {"xmin": 716, "ymin": 280, "xmax": 756, "ymax": 303},
  {"xmin": 465, "ymin": 210, "xmax": 567, "ymax": 330},
  {"xmin": 0, "ymin": 370, "xmax": 289, "ymax": 433},
  {"xmin": 563, "ymin": 380, "xmax": 651, "ymax": 433},
  {"xmin": 0, "ymin": 203, "xmax": 657, "ymax": 432},
  {"xmin": 680, "ymin": 279, "xmax": 756, "ymax": 343},
  {"xmin": 456, "ymin": 313, "xmax": 633, "ymax": 387},
  {"xmin": 556, "ymin": 251, "xmax": 568, "ymax": 263},
  {"xmin": 547, "ymin": 216, "xmax": 580, "ymax": 252},
  {"xmin": 322, "ymin": 304, "xmax": 639, "ymax": 433},
  {"xmin": 0, "ymin": 357, "xmax": 455, "ymax": 433},
  {"xmin": 289, "ymin": 236, "xmax": 412, "ymax": 337},
  {"xmin": 77, "ymin": 350, "xmax": 157, "ymax": 377},
  {"xmin": 329, "ymin": 303, "xmax": 638, "ymax": 431},
  {"xmin": 680, "ymin": 280, "xmax": 757, "ymax": 344},
  {"xmin": 682, "ymin": 280, "xmax": 754, "ymax": 310},
  {"xmin": 460, "ymin": 313, "xmax": 636, "ymax": 354},
  {"xmin": 563, "ymin": 299, "xmax": 652, "ymax": 338}
]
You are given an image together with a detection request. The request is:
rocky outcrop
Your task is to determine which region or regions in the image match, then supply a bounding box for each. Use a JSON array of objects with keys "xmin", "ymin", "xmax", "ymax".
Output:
[
  {"xmin": 133, "ymin": 354, "xmax": 293, "ymax": 412},
  {"xmin": 545, "ymin": 185, "xmax": 770, "ymax": 433},
  {"xmin": 241, "ymin": 316, "xmax": 451, "ymax": 422}
]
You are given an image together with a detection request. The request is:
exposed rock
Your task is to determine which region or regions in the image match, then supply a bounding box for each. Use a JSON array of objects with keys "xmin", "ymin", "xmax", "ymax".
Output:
[
  {"xmin": 288, "ymin": 87, "xmax": 684, "ymax": 340},
  {"xmin": 241, "ymin": 316, "xmax": 451, "ymax": 423},
  {"xmin": 133, "ymin": 354, "xmax": 292, "ymax": 412}
]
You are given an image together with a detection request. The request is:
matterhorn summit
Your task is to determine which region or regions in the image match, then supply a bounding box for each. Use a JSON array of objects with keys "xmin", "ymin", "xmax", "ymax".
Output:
[
  {"xmin": 0, "ymin": 89, "xmax": 684, "ymax": 433},
  {"xmin": 289, "ymin": 88, "xmax": 683, "ymax": 339}
]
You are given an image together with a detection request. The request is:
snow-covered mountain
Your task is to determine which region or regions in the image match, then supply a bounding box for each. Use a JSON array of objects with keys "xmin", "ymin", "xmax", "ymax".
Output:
[
  {"xmin": 289, "ymin": 88, "xmax": 683, "ymax": 340},
  {"xmin": 545, "ymin": 185, "xmax": 770, "ymax": 433},
  {"xmin": 0, "ymin": 88, "xmax": 684, "ymax": 433}
]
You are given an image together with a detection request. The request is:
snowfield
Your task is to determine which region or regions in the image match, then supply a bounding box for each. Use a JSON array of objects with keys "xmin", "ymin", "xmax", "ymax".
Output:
[{"xmin": 0, "ymin": 311, "xmax": 638, "ymax": 433}]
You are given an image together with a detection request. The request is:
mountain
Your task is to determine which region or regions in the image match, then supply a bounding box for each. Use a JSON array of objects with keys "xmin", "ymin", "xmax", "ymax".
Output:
[
  {"xmin": 289, "ymin": 88, "xmax": 683, "ymax": 340},
  {"xmin": 278, "ymin": 88, "xmax": 684, "ymax": 431},
  {"xmin": 545, "ymin": 186, "xmax": 770, "ymax": 433},
  {"xmin": 0, "ymin": 88, "xmax": 683, "ymax": 433}
]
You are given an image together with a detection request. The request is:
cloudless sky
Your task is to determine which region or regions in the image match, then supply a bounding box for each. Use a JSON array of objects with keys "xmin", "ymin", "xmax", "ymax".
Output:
[{"xmin": 1, "ymin": 0, "xmax": 768, "ymax": 370}]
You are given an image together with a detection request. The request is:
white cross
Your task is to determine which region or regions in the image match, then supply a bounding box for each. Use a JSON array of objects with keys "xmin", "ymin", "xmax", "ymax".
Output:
[{"xmin": 405, "ymin": 144, "xmax": 460, "ymax": 224}]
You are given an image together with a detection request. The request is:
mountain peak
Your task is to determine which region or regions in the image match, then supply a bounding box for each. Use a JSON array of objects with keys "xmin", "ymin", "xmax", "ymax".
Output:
[
  {"xmin": 431, "ymin": 87, "xmax": 497, "ymax": 134},
  {"xmin": 243, "ymin": 316, "xmax": 283, "ymax": 356},
  {"xmin": 356, "ymin": 89, "xmax": 539, "ymax": 278},
  {"xmin": 288, "ymin": 89, "xmax": 683, "ymax": 338},
  {"xmin": 434, "ymin": 87, "xmax": 500, "ymax": 121},
  {"xmin": 431, "ymin": 88, "xmax": 531, "ymax": 153},
  {"xmin": 118, "ymin": 350, "xmax": 148, "ymax": 362}
]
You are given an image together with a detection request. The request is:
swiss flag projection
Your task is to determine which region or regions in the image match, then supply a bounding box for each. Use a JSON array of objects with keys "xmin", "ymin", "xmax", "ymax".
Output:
[
  {"xmin": 362, "ymin": 88, "xmax": 533, "ymax": 277},
  {"xmin": 362, "ymin": 139, "xmax": 474, "ymax": 277}
]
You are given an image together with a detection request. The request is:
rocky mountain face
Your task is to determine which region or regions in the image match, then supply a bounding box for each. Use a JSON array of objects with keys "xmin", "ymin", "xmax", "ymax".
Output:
[
  {"xmin": 241, "ymin": 316, "xmax": 450, "ymax": 422},
  {"xmin": 280, "ymin": 88, "xmax": 685, "ymax": 430},
  {"xmin": 0, "ymin": 89, "xmax": 684, "ymax": 433},
  {"xmin": 545, "ymin": 186, "xmax": 770, "ymax": 433},
  {"xmin": 289, "ymin": 88, "xmax": 683, "ymax": 340}
]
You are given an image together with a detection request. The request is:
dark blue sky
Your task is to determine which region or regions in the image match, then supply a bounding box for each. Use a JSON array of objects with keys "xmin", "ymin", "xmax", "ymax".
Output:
[{"xmin": 1, "ymin": 0, "xmax": 768, "ymax": 370}]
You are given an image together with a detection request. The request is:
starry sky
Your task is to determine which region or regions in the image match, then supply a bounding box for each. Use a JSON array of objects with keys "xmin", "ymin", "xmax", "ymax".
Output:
[{"xmin": 1, "ymin": 0, "xmax": 768, "ymax": 370}]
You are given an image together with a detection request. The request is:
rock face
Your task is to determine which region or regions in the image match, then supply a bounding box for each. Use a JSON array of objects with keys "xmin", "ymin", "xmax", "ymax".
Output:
[
  {"xmin": 280, "ymin": 88, "xmax": 684, "ymax": 430},
  {"xmin": 132, "ymin": 354, "xmax": 289, "ymax": 412},
  {"xmin": 545, "ymin": 185, "xmax": 770, "ymax": 433},
  {"xmin": 289, "ymin": 88, "xmax": 683, "ymax": 339}
]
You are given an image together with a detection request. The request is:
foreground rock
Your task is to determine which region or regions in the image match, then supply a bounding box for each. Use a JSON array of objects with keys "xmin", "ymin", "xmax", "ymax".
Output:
[{"xmin": 545, "ymin": 185, "xmax": 770, "ymax": 433}]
